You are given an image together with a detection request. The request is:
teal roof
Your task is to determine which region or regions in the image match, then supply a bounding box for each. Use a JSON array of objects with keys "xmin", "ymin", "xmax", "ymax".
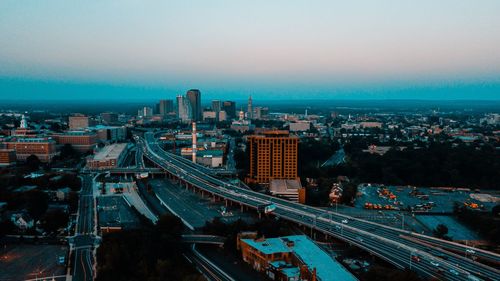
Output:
[
  {"xmin": 282, "ymin": 235, "xmax": 357, "ymax": 281},
  {"xmin": 281, "ymin": 267, "xmax": 300, "ymax": 278},
  {"xmin": 241, "ymin": 238, "xmax": 291, "ymax": 255},
  {"xmin": 242, "ymin": 235, "xmax": 357, "ymax": 281}
]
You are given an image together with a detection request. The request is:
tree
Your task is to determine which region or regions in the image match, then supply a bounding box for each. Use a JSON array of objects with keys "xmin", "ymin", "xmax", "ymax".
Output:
[
  {"xmin": 25, "ymin": 190, "xmax": 49, "ymax": 220},
  {"xmin": 433, "ymin": 224, "xmax": 448, "ymax": 239},
  {"xmin": 492, "ymin": 204, "xmax": 500, "ymax": 217},
  {"xmin": 26, "ymin": 154, "xmax": 41, "ymax": 171},
  {"xmin": 60, "ymin": 143, "xmax": 78, "ymax": 159},
  {"xmin": 41, "ymin": 210, "xmax": 69, "ymax": 234}
]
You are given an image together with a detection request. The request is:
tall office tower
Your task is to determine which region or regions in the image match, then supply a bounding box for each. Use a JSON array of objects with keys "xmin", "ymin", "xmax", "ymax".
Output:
[
  {"xmin": 138, "ymin": 107, "xmax": 153, "ymax": 118},
  {"xmin": 186, "ymin": 89, "xmax": 202, "ymax": 121},
  {"xmin": 222, "ymin": 101, "xmax": 236, "ymax": 119},
  {"xmin": 211, "ymin": 100, "xmax": 222, "ymax": 112},
  {"xmin": 247, "ymin": 95, "xmax": 253, "ymax": 119},
  {"xmin": 176, "ymin": 95, "xmax": 192, "ymax": 123},
  {"xmin": 211, "ymin": 100, "xmax": 222, "ymax": 122},
  {"xmin": 158, "ymin": 99, "xmax": 174, "ymax": 116},
  {"xmin": 246, "ymin": 130, "xmax": 299, "ymax": 184}
]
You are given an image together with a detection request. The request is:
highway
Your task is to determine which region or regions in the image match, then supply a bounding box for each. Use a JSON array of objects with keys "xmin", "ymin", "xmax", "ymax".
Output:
[
  {"xmin": 184, "ymin": 244, "xmax": 235, "ymax": 281},
  {"xmin": 139, "ymin": 132, "xmax": 500, "ymax": 281},
  {"xmin": 71, "ymin": 174, "xmax": 96, "ymax": 281}
]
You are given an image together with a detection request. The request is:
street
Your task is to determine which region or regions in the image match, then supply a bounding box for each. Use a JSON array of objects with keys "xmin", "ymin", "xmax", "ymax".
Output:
[{"xmin": 71, "ymin": 174, "xmax": 96, "ymax": 281}]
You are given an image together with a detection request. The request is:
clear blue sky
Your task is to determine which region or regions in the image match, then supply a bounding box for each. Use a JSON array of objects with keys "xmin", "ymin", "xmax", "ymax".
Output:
[{"xmin": 0, "ymin": 0, "xmax": 499, "ymax": 100}]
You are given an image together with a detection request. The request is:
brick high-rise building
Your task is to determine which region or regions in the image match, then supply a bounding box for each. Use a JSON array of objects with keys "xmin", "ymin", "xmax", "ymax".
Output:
[{"xmin": 246, "ymin": 130, "xmax": 298, "ymax": 184}]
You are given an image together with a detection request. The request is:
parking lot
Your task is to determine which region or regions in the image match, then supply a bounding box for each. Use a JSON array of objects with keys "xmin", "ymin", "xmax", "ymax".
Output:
[
  {"xmin": 0, "ymin": 244, "xmax": 67, "ymax": 281},
  {"xmin": 97, "ymin": 195, "xmax": 142, "ymax": 230},
  {"xmin": 356, "ymin": 184, "xmax": 497, "ymax": 213}
]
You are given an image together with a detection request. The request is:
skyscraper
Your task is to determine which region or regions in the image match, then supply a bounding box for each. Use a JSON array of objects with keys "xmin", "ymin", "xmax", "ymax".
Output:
[
  {"xmin": 212, "ymin": 100, "xmax": 222, "ymax": 122},
  {"xmin": 211, "ymin": 100, "xmax": 222, "ymax": 112},
  {"xmin": 138, "ymin": 107, "xmax": 153, "ymax": 118},
  {"xmin": 246, "ymin": 130, "xmax": 299, "ymax": 184},
  {"xmin": 247, "ymin": 95, "xmax": 253, "ymax": 119},
  {"xmin": 176, "ymin": 95, "xmax": 192, "ymax": 123},
  {"xmin": 222, "ymin": 101, "xmax": 236, "ymax": 119},
  {"xmin": 158, "ymin": 99, "xmax": 174, "ymax": 116},
  {"xmin": 186, "ymin": 89, "xmax": 202, "ymax": 121}
]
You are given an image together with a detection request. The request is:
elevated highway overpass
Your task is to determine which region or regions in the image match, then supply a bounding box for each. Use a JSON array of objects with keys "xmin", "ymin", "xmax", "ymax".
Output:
[{"xmin": 139, "ymin": 132, "xmax": 499, "ymax": 281}]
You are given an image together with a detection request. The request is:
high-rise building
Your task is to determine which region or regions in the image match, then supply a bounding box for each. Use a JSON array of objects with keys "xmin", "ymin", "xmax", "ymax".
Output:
[
  {"xmin": 222, "ymin": 101, "xmax": 236, "ymax": 119},
  {"xmin": 211, "ymin": 100, "xmax": 222, "ymax": 113},
  {"xmin": 246, "ymin": 130, "xmax": 299, "ymax": 184},
  {"xmin": 186, "ymin": 89, "xmax": 202, "ymax": 121},
  {"xmin": 247, "ymin": 95, "xmax": 253, "ymax": 119},
  {"xmin": 177, "ymin": 95, "xmax": 192, "ymax": 123},
  {"xmin": 211, "ymin": 100, "xmax": 222, "ymax": 122},
  {"xmin": 158, "ymin": 99, "xmax": 174, "ymax": 116},
  {"xmin": 138, "ymin": 107, "xmax": 153, "ymax": 118}
]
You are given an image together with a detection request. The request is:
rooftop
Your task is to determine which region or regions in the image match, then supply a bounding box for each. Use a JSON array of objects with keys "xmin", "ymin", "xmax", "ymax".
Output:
[
  {"xmin": 242, "ymin": 235, "xmax": 357, "ymax": 281},
  {"xmin": 269, "ymin": 179, "xmax": 303, "ymax": 193},
  {"xmin": 241, "ymin": 237, "xmax": 291, "ymax": 255},
  {"xmin": 93, "ymin": 143, "xmax": 127, "ymax": 161}
]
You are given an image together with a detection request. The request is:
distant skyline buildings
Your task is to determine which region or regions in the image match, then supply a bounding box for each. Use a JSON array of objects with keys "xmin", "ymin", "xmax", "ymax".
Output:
[
  {"xmin": 186, "ymin": 89, "xmax": 202, "ymax": 122},
  {"xmin": 176, "ymin": 95, "xmax": 192, "ymax": 123},
  {"xmin": 158, "ymin": 99, "xmax": 174, "ymax": 116}
]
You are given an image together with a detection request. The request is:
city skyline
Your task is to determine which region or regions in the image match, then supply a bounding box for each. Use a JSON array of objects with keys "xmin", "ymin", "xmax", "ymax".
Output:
[{"xmin": 1, "ymin": 1, "xmax": 500, "ymax": 100}]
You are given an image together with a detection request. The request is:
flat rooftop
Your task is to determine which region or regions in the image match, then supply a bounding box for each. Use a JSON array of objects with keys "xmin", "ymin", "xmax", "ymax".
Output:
[
  {"xmin": 269, "ymin": 179, "xmax": 302, "ymax": 193},
  {"xmin": 242, "ymin": 235, "xmax": 357, "ymax": 281},
  {"xmin": 93, "ymin": 143, "xmax": 127, "ymax": 161}
]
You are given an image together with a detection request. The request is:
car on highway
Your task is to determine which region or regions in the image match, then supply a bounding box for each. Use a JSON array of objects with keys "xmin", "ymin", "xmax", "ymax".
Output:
[
  {"xmin": 342, "ymin": 219, "xmax": 349, "ymax": 224},
  {"xmin": 430, "ymin": 261, "xmax": 440, "ymax": 267},
  {"xmin": 466, "ymin": 249, "xmax": 476, "ymax": 254},
  {"xmin": 411, "ymin": 255, "xmax": 421, "ymax": 262},
  {"xmin": 449, "ymin": 269, "xmax": 459, "ymax": 276},
  {"xmin": 467, "ymin": 275, "xmax": 481, "ymax": 281}
]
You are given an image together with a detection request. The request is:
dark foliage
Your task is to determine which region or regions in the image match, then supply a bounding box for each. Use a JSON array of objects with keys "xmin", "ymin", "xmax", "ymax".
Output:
[
  {"xmin": 454, "ymin": 204, "xmax": 500, "ymax": 244},
  {"xmin": 26, "ymin": 154, "xmax": 41, "ymax": 171},
  {"xmin": 348, "ymin": 142, "xmax": 500, "ymax": 190},
  {"xmin": 96, "ymin": 215, "xmax": 202, "ymax": 281},
  {"xmin": 40, "ymin": 209, "xmax": 69, "ymax": 233},
  {"xmin": 433, "ymin": 224, "xmax": 449, "ymax": 239},
  {"xmin": 25, "ymin": 190, "xmax": 49, "ymax": 219}
]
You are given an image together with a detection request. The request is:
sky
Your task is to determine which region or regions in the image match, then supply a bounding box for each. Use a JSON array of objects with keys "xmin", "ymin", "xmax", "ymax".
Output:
[{"xmin": 0, "ymin": 0, "xmax": 499, "ymax": 101}]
